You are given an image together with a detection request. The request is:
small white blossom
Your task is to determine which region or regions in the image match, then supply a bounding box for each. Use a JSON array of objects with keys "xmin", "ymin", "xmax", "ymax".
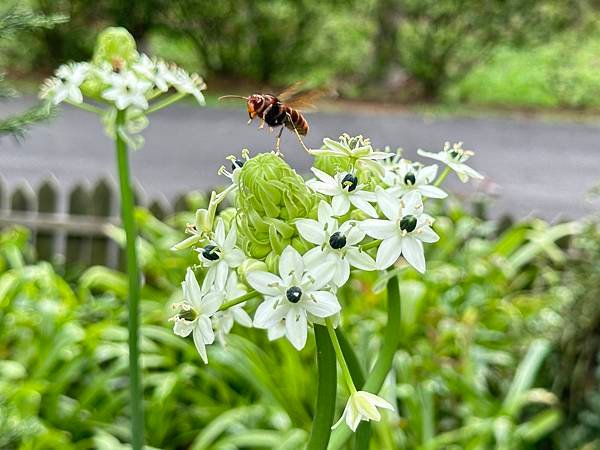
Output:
[
  {"xmin": 332, "ymin": 391, "xmax": 395, "ymax": 432},
  {"xmin": 310, "ymin": 134, "xmax": 391, "ymax": 175},
  {"xmin": 197, "ymin": 218, "xmax": 245, "ymax": 290},
  {"xmin": 132, "ymin": 54, "xmax": 171, "ymax": 92},
  {"xmin": 296, "ymin": 201, "xmax": 375, "ymax": 286},
  {"xmin": 360, "ymin": 189, "xmax": 439, "ymax": 273},
  {"xmin": 307, "ymin": 168, "xmax": 377, "ymax": 218},
  {"xmin": 383, "ymin": 159, "xmax": 447, "ymax": 199},
  {"xmin": 101, "ymin": 70, "xmax": 152, "ymax": 110},
  {"xmin": 418, "ymin": 142, "xmax": 483, "ymax": 183},
  {"xmin": 40, "ymin": 62, "xmax": 89, "ymax": 105},
  {"xmin": 170, "ymin": 268, "xmax": 222, "ymax": 363},
  {"xmin": 211, "ymin": 272, "xmax": 252, "ymax": 345},
  {"xmin": 166, "ymin": 67, "xmax": 206, "ymax": 105},
  {"xmin": 247, "ymin": 246, "xmax": 340, "ymax": 350}
]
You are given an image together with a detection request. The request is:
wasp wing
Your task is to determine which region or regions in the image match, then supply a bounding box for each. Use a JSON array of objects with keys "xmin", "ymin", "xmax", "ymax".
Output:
[{"xmin": 278, "ymin": 82, "xmax": 335, "ymax": 112}]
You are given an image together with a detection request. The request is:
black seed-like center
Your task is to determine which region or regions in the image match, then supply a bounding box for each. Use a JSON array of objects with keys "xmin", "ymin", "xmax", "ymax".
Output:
[
  {"xmin": 404, "ymin": 172, "xmax": 416, "ymax": 185},
  {"xmin": 231, "ymin": 159, "xmax": 245, "ymax": 170},
  {"xmin": 449, "ymin": 150, "xmax": 460, "ymax": 159},
  {"xmin": 286, "ymin": 286, "xmax": 303, "ymax": 303},
  {"xmin": 329, "ymin": 231, "xmax": 347, "ymax": 249},
  {"xmin": 178, "ymin": 309, "xmax": 197, "ymax": 321},
  {"xmin": 202, "ymin": 244, "xmax": 220, "ymax": 261},
  {"xmin": 341, "ymin": 173, "xmax": 358, "ymax": 192},
  {"xmin": 400, "ymin": 215, "xmax": 418, "ymax": 232}
]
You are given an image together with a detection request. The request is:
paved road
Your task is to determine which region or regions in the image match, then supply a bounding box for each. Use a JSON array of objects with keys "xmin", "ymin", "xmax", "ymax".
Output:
[{"xmin": 1, "ymin": 98, "xmax": 598, "ymax": 220}]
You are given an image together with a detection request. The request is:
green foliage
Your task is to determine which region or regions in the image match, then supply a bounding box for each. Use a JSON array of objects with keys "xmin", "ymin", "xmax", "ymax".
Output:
[{"xmin": 1, "ymin": 196, "xmax": 591, "ymax": 449}]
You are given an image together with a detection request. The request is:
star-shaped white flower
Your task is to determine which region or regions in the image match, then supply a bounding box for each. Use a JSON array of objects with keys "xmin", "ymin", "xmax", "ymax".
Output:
[
  {"xmin": 383, "ymin": 159, "xmax": 447, "ymax": 199},
  {"xmin": 101, "ymin": 70, "xmax": 152, "ymax": 110},
  {"xmin": 132, "ymin": 54, "xmax": 171, "ymax": 92},
  {"xmin": 42, "ymin": 62, "xmax": 89, "ymax": 105},
  {"xmin": 332, "ymin": 391, "xmax": 394, "ymax": 432},
  {"xmin": 360, "ymin": 189, "xmax": 439, "ymax": 273},
  {"xmin": 197, "ymin": 218, "xmax": 245, "ymax": 290},
  {"xmin": 170, "ymin": 267, "xmax": 222, "ymax": 363},
  {"xmin": 247, "ymin": 246, "xmax": 340, "ymax": 350},
  {"xmin": 307, "ymin": 168, "xmax": 377, "ymax": 218},
  {"xmin": 296, "ymin": 201, "xmax": 375, "ymax": 286},
  {"xmin": 310, "ymin": 134, "xmax": 391, "ymax": 175},
  {"xmin": 166, "ymin": 67, "xmax": 206, "ymax": 105},
  {"xmin": 211, "ymin": 272, "xmax": 252, "ymax": 345},
  {"xmin": 417, "ymin": 142, "xmax": 483, "ymax": 183}
]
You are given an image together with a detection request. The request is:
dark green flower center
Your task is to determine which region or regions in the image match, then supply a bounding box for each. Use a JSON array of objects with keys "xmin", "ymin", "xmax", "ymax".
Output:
[
  {"xmin": 342, "ymin": 173, "xmax": 358, "ymax": 192},
  {"xmin": 231, "ymin": 159, "xmax": 245, "ymax": 170},
  {"xmin": 177, "ymin": 308, "xmax": 197, "ymax": 321},
  {"xmin": 286, "ymin": 286, "xmax": 303, "ymax": 303},
  {"xmin": 202, "ymin": 244, "xmax": 220, "ymax": 261},
  {"xmin": 449, "ymin": 150, "xmax": 460, "ymax": 159},
  {"xmin": 400, "ymin": 215, "xmax": 417, "ymax": 232},
  {"xmin": 329, "ymin": 231, "xmax": 347, "ymax": 249},
  {"xmin": 404, "ymin": 172, "xmax": 416, "ymax": 185}
]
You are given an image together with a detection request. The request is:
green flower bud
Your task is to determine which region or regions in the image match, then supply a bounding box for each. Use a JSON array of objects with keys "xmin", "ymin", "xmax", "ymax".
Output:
[
  {"xmin": 92, "ymin": 27, "xmax": 139, "ymax": 68},
  {"xmin": 313, "ymin": 153, "xmax": 352, "ymax": 176},
  {"xmin": 236, "ymin": 153, "xmax": 317, "ymax": 260}
]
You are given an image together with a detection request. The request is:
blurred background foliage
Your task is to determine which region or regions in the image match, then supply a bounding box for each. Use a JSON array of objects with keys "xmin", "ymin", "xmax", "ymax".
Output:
[
  {"xmin": 2, "ymin": 0, "xmax": 600, "ymax": 109},
  {"xmin": 0, "ymin": 194, "xmax": 598, "ymax": 449}
]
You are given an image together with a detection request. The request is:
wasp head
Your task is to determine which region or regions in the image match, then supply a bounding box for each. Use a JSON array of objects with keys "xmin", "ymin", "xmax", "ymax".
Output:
[{"xmin": 247, "ymin": 94, "xmax": 265, "ymax": 119}]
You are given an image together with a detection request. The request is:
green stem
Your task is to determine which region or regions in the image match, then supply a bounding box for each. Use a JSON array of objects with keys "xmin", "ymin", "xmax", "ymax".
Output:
[
  {"xmin": 146, "ymin": 92, "xmax": 187, "ymax": 114},
  {"xmin": 115, "ymin": 109, "xmax": 144, "ymax": 450},
  {"xmin": 66, "ymin": 100, "xmax": 105, "ymax": 115},
  {"xmin": 328, "ymin": 275, "xmax": 401, "ymax": 449},
  {"xmin": 359, "ymin": 239, "xmax": 381, "ymax": 251},
  {"xmin": 307, "ymin": 325, "xmax": 337, "ymax": 450},
  {"xmin": 326, "ymin": 320, "xmax": 357, "ymax": 394},
  {"xmin": 434, "ymin": 166, "xmax": 451, "ymax": 187},
  {"xmin": 218, "ymin": 290, "xmax": 259, "ymax": 311}
]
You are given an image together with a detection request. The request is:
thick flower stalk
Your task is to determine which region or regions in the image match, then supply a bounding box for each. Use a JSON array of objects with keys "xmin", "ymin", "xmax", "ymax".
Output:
[
  {"xmin": 39, "ymin": 27, "xmax": 207, "ymax": 450},
  {"xmin": 170, "ymin": 133, "xmax": 484, "ymax": 447}
]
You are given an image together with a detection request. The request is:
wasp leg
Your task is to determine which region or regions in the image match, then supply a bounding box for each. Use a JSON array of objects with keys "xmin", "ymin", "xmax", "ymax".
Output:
[
  {"xmin": 259, "ymin": 119, "xmax": 266, "ymax": 129},
  {"xmin": 286, "ymin": 113, "xmax": 310, "ymax": 154},
  {"xmin": 259, "ymin": 104, "xmax": 273, "ymax": 130},
  {"xmin": 274, "ymin": 126, "xmax": 285, "ymax": 156}
]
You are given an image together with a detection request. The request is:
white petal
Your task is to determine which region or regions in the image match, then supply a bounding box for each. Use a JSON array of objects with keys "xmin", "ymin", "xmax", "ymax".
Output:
[
  {"xmin": 200, "ymin": 291, "xmax": 222, "ymax": 316},
  {"xmin": 350, "ymin": 194, "xmax": 378, "ymax": 218},
  {"xmin": 416, "ymin": 226, "xmax": 439, "ymax": 243},
  {"xmin": 417, "ymin": 149, "xmax": 447, "ymax": 164},
  {"xmin": 304, "ymin": 255, "xmax": 336, "ymax": 290},
  {"xmin": 309, "ymin": 181, "xmax": 340, "ymax": 196},
  {"xmin": 311, "ymin": 167, "xmax": 337, "ymax": 185},
  {"xmin": 375, "ymin": 187, "xmax": 400, "ymax": 221},
  {"xmin": 247, "ymin": 271, "xmax": 283, "ymax": 296},
  {"xmin": 360, "ymin": 219, "xmax": 397, "ymax": 240},
  {"xmin": 214, "ymin": 219, "xmax": 226, "ymax": 245},
  {"xmin": 285, "ymin": 307, "xmax": 308, "ymax": 350},
  {"xmin": 417, "ymin": 185, "xmax": 447, "ymax": 199},
  {"xmin": 317, "ymin": 200, "xmax": 335, "ymax": 225},
  {"xmin": 224, "ymin": 224, "xmax": 237, "ymax": 249},
  {"xmin": 417, "ymin": 164, "xmax": 438, "ymax": 183},
  {"xmin": 225, "ymin": 248, "xmax": 245, "ymax": 268},
  {"xmin": 296, "ymin": 219, "xmax": 327, "ymax": 245},
  {"xmin": 172, "ymin": 318, "xmax": 194, "ymax": 337},
  {"xmin": 376, "ymin": 235, "xmax": 403, "ymax": 270},
  {"xmin": 401, "ymin": 236, "xmax": 426, "ymax": 273},
  {"xmin": 232, "ymin": 308, "xmax": 253, "ymax": 327},
  {"xmin": 401, "ymin": 191, "xmax": 423, "ymax": 217},
  {"xmin": 305, "ymin": 290, "xmax": 341, "ymax": 317},
  {"xmin": 332, "ymin": 258, "xmax": 350, "ymax": 286},
  {"xmin": 184, "ymin": 268, "xmax": 203, "ymax": 310},
  {"xmin": 279, "ymin": 246, "xmax": 304, "ymax": 285},
  {"xmin": 359, "ymin": 391, "xmax": 395, "ymax": 411},
  {"xmin": 345, "ymin": 248, "xmax": 376, "ymax": 271},
  {"xmin": 332, "ymin": 194, "xmax": 350, "ymax": 216}
]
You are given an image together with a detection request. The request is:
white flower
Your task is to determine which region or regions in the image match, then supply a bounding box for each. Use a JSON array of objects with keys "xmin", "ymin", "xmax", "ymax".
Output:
[
  {"xmin": 211, "ymin": 272, "xmax": 252, "ymax": 344},
  {"xmin": 132, "ymin": 54, "xmax": 171, "ymax": 92},
  {"xmin": 170, "ymin": 268, "xmax": 222, "ymax": 363},
  {"xmin": 101, "ymin": 70, "xmax": 152, "ymax": 110},
  {"xmin": 41, "ymin": 62, "xmax": 89, "ymax": 105},
  {"xmin": 197, "ymin": 218, "xmax": 245, "ymax": 290},
  {"xmin": 360, "ymin": 189, "xmax": 439, "ymax": 273},
  {"xmin": 332, "ymin": 391, "xmax": 394, "ymax": 432},
  {"xmin": 417, "ymin": 142, "xmax": 483, "ymax": 183},
  {"xmin": 310, "ymin": 134, "xmax": 391, "ymax": 175},
  {"xmin": 296, "ymin": 201, "xmax": 375, "ymax": 286},
  {"xmin": 247, "ymin": 246, "xmax": 340, "ymax": 350},
  {"xmin": 167, "ymin": 67, "xmax": 206, "ymax": 105},
  {"xmin": 383, "ymin": 159, "xmax": 447, "ymax": 199},
  {"xmin": 307, "ymin": 168, "xmax": 377, "ymax": 218}
]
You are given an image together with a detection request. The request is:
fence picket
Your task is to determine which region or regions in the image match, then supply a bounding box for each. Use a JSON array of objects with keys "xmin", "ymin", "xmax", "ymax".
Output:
[
  {"xmin": 65, "ymin": 184, "xmax": 92, "ymax": 267},
  {"xmin": 36, "ymin": 178, "xmax": 59, "ymax": 261},
  {"xmin": 90, "ymin": 179, "xmax": 117, "ymax": 268}
]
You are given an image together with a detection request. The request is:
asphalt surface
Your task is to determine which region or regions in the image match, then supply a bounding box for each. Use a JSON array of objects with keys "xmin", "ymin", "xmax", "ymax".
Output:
[{"xmin": 1, "ymin": 98, "xmax": 598, "ymax": 220}]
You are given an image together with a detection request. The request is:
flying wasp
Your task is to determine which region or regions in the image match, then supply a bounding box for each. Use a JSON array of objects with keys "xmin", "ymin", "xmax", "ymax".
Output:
[{"xmin": 219, "ymin": 83, "xmax": 328, "ymax": 154}]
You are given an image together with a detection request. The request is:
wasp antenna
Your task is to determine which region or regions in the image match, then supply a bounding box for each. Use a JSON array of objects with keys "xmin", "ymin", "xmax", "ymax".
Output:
[{"xmin": 218, "ymin": 95, "xmax": 249, "ymax": 101}]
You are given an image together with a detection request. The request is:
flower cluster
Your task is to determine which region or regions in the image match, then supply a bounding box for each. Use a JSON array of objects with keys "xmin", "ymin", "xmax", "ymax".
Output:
[
  {"xmin": 171, "ymin": 133, "xmax": 483, "ymax": 431},
  {"xmin": 39, "ymin": 27, "xmax": 206, "ymax": 149}
]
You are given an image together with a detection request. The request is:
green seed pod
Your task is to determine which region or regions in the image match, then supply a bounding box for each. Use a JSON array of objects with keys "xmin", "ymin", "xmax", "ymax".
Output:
[
  {"xmin": 237, "ymin": 258, "xmax": 268, "ymax": 284},
  {"xmin": 92, "ymin": 27, "xmax": 139, "ymax": 68},
  {"xmin": 236, "ymin": 153, "xmax": 317, "ymax": 260},
  {"xmin": 313, "ymin": 153, "xmax": 352, "ymax": 176}
]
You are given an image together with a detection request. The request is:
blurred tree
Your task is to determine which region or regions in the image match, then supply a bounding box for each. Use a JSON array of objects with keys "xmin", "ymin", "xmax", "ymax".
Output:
[{"xmin": 0, "ymin": 4, "xmax": 65, "ymax": 139}]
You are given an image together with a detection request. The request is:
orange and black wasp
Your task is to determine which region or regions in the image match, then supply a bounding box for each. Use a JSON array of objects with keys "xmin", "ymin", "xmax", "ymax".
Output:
[{"xmin": 219, "ymin": 83, "xmax": 328, "ymax": 154}]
